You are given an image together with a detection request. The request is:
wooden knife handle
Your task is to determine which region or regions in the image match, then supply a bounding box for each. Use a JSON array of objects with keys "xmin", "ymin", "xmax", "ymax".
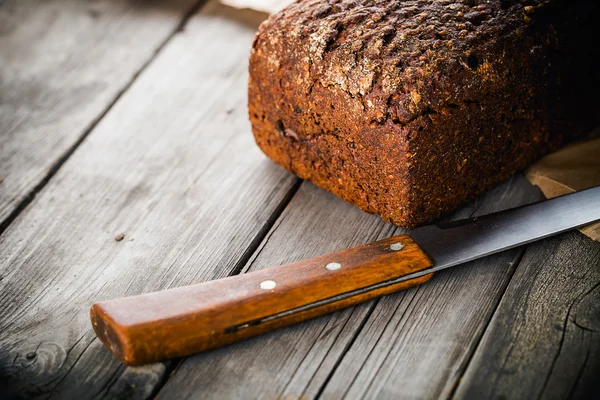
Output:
[{"xmin": 90, "ymin": 235, "xmax": 433, "ymax": 365}]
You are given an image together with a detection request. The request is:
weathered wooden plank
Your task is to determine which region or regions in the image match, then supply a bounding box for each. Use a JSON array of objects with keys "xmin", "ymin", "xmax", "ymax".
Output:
[
  {"xmin": 453, "ymin": 231, "xmax": 600, "ymax": 399},
  {"xmin": 156, "ymin": 181, "xmax": 396, "ymax": 400},
  {"xmin": 0, "ymin": 0, "xmax": 200, "ymax": 229},
  {"xmin": 0, "ymin": 2, "xmax": 297, "ymax": 398},
  {"xmin": 157, "ymin": 174, "xmax": 543, "ymax": 399},
  {"xmin": 316, "ymin": 177, "xmax": 544, "ymax": 400}
]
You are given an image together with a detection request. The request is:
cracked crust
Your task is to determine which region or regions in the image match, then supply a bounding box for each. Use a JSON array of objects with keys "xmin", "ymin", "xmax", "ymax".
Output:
[{"xmin": 248, "ymin": 0, "xmax": 599, "ymax": 227}]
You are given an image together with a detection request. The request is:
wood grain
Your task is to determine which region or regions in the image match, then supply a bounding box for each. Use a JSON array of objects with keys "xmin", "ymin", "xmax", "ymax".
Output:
[
  {"xmin": 1, "ymin": 0, "xmax": 596, "ymax": 398},
  {"xmin": 157, "ymin": 182, "xmax": 398, "ymax": 400},
  {"xmin": 91, "ymin": 235, "xmax": 432, "ymax": 365},
  {"xmin": 156, "ymin": 176, "xmax": 544, "ymax": 399},
  {"xmin": 317, "ymin": 176, "xmax": 544, "ymax": 400},
  {"xmin": 0, "ymin": 2, "xmax": 296, "ymax": 398},
  {"xmin": 0, "ymin": 0, "xmax": 200, "ymax": 229},
  {"xmin": 453, "ymin": 231, "xmax": 600, "ymax": 399}
]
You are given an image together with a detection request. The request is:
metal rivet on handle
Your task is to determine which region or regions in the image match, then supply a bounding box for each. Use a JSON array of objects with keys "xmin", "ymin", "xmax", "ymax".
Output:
[
  {"xmin": 260, "ymin": 280, "xmax": 276, "ymax": 290},
  {"xmin": 390, "ymin": 243, "xmax": 404, "ymax": 251},
  {"xmin": 326, "ymin": 262, "xmax": 341, "ymax": 271}
]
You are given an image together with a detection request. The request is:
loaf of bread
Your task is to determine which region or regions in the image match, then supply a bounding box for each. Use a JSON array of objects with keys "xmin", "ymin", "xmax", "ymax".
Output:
[{"xmin": 248, "ymin": 0, "xmax": 599, "ymax": 228}]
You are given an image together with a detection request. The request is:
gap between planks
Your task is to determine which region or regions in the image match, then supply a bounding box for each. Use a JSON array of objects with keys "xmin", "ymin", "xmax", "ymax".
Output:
[
  {"xmin": 452, "ymin": 232, "xmax": 600, "ymax": 399},
  {"xmin": 315, "ymin": 178, "xmax": 543, "ymax": 400},
  {"xmin": 0, "ymin": 0, "xmax": 207, "ymax": 236},
  {"xmin": 314, "ymin": 192, "xmax": 535, "ymax": 400},
  {"xmin": 0, "ymin": 1, "xmax": 301, "ymax": 398},
  {"xmin": 155, "ymin": 175, "xmax": 545, "ymax": 400},
  {"xmin": 145, "ymin": 178, "xmax": 303, "ymax": 400},
  {"xmin": 445, "ymin": 244, "xmax": 529, "ymax": 400}
]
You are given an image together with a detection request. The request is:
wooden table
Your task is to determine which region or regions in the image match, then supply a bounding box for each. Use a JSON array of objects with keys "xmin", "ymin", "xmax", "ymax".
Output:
[{"xmin": 1, "ymin": 1, "xmax": 598, "ymax": 398}]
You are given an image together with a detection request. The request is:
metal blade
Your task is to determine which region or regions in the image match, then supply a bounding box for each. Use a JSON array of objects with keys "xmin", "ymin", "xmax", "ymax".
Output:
[{"xmin": 411, "ymin": 185, "xmax": 600, "ymax": 274}]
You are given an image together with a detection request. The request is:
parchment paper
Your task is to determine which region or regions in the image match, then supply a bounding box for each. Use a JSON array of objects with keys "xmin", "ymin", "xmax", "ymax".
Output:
[{"xmin": 525, "ymin": 135, "xmax": 600, "ymax": 242}]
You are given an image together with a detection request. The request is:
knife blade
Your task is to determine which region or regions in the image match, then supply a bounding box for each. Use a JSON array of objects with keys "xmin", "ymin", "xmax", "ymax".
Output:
[
  {"xmin": 409, "ymin": 183, "xmax": 600, "ymax": 279},
  {"xmin": 91, "ymin": 185, "xmax": 600, "ymax": 365}
]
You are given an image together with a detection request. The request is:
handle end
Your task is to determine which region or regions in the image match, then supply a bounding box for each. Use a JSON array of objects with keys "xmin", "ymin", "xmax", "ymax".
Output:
[{"xmin": 91, "ymin": 303, "xmax": 135, "ymax": 365}]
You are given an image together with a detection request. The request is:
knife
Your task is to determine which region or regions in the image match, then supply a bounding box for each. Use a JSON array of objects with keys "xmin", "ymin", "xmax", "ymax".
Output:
[{"xmin": 90, "ymin": 185, "xmax": 600, "ymax": 366}]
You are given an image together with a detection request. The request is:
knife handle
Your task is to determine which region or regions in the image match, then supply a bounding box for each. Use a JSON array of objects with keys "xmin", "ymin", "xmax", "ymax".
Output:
[{"xmin": 90, "ymin": 235, "xmax": 433, "ymax": 365}]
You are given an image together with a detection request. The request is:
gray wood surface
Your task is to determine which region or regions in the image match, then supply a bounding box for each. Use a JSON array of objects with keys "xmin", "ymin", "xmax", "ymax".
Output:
[
  {"xmin": 157, "ymin": 181, "xmax": 396, "ymax": 400},
  {"xmin": 317, "ymin": 177, "xmax": 544, "ymax": 400},
  {"xmin": 454, "ymin": 231, "xmax": 600, "ymax": 400},
  {"xmin": 0, "ymin": 2, "xmax": 297, "ymax": 398},
  {"xmin": 1, "ymin": 1, "xmax": 597, "ymax": 399},
  {"xmin": 0, "ymin": 0, "xmax": 200, "ymax": 230},
  {"xmin": 157, "ymin": 176, "xmax": 547, "ymax": 400}
]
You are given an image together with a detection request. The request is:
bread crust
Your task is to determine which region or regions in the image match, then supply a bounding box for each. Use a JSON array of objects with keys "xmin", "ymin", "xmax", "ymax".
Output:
[{"xmin": 249, "ymin": 0, "xmax": 599, "ymax": 227}]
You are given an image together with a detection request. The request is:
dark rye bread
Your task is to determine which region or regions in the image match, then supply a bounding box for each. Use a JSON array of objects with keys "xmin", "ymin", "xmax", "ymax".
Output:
[{"xmin": 248, "ymin": 0, "xmax": 599, "ymax": 228}]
